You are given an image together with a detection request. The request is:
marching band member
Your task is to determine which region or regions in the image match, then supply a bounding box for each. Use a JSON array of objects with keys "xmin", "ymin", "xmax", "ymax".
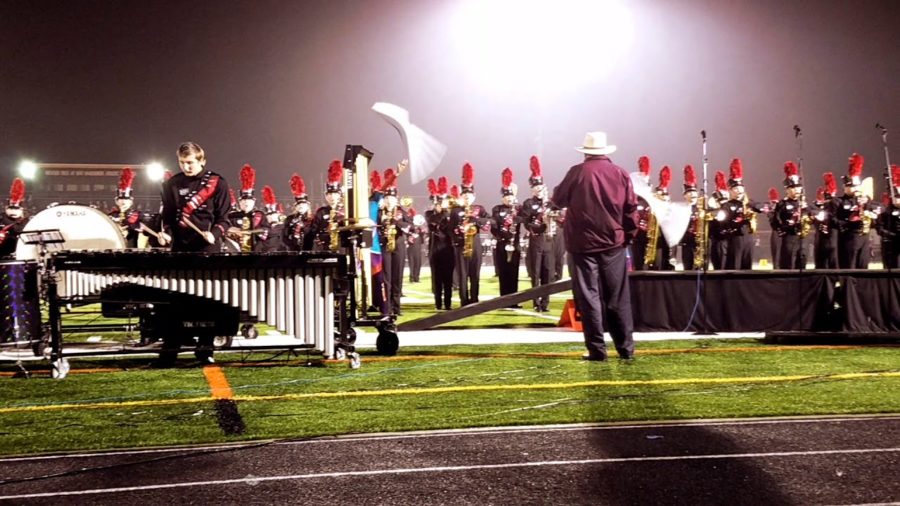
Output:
[
  {"xmin": 449, "ymin": 163, "xmax": 490, "ymax": 306},
  {"xmin": 631, "ymin": 156, "xmax": 653, "ymax": 270},
  {"xmin": 645, "ymin": 165, "xmax": 674, "ymax": 270},
  {"xmin": 426, "ymin": 177, "xmax": 453, "ymax": 310},
  {"xmin": 405, "ymin": 201, "xmax": 426, "ymax": 283},
  {"xmin": 835, "ymin": 153, "xmax": 878, "ymax": 269},
  {"xmin": 708, "ymin": 170, "xmax": 730, "ymax": 270},
  {"xmin": 875, "ymin": 165, "xmax": 900, "ymax": 268},
  {"xmin": 158, "ymin": 141, "xmax": 233, "ymax": 365},
  {"xmin": 813, "ymin": 172, "xmax": 840, "ymax": 269},
  {"xmin": 491, "ymin": 167, "xmax": 523, "ymax": 300},
  {"xmin": 282, "ymin": 174, "xmax": 313, "ymax": 251},
  {"xmin": 226, "ymin": 164, "xmax": 270, "ymax": 253},
  {"xmin": 521, "ymin": 156, "xmax": 560, "ymax": 312},
  {"xmin": 366, "ymin": 170, "xmax": 388, "ymax": 316},
  {"xmin": 259, "ymin": 185, "xmax": 284, "ymax": 252},
  {"xmin": 766, "ymin": 187, "xmax": 781, "ymax": 268},
  {"xmin": 680, "ymin": 165, "xmax": 700, "ymax": 270},
  {"xmin": 108, "ymin": 167, "xmax": 148, "ymax": 248},
  {"xmin": 719, "ymin": 159, "xmax": 765, "ymax": 270},
  {"xmin": 309, "ymin": 160, "xmax": 345, "ymax": 252},
  {"xmin": 772, "ymin": 162, "xmax": 809, "ymax": 269},
  {"xmin": 379, "ymin": 168, "xmax": 412, "ymax": 315},
  {"xmin": 0, "ymin": 179, "xmax": 28, "ymax": 258}
]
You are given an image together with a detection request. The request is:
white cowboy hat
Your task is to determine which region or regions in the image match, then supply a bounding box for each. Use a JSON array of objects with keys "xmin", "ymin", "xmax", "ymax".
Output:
[{"xmin": 575, "ymin": 131, "xmax": 617, "ymax": 155}]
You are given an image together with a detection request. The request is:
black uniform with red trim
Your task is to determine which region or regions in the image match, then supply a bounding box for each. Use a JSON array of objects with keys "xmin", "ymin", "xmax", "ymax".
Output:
[
  {"xmin": 0, "ymin": 215, "xmax": 26, "ymax": 258},
  {"xmin": 227, "ymin": 208, "xmax": 270, "ymax": 253},
  {"xmin": 160, "ymin": 169, "xmax": 232, "ymax": 253},
  {"xmin": 282, "ymin": 211, "xmax": 313, "ymax": 251},
  {"xmin": 448, "ymin": 203, "xmax": 489, "ymax": 306}
]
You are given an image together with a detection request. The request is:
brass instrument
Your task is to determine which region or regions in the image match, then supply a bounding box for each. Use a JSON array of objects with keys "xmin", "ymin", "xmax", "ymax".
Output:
[
  {"xmin": 693, "ymin": 202, "xmax": 709, "ymax": 270},
  {"xmin": 743, "ymin": 195, "xmax": 758, "ymax": 234},
  {"xmin": 502, "ymin": 205, "xmax": 518, "ymax": 262},
  {"xmin": 384, "ymin": 206, "xmax": 397, "ymax": 253},
  {"xmin": 240, "ymin": 213, "xmax": 252, "ymax": 252},
  {"xmin": 328, "ymin": 205, "xmax": 341, "ymax": 251},
  {"xmin": 463, "ymin": 204, "xmax": 477, "ymax": 258},
  {"xmin": 644, "ymin": 212, "xmax": 659, "ymax": 266}
]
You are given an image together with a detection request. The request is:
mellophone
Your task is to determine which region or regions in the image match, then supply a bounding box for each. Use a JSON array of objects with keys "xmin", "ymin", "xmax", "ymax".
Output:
[{"xmin": 48, "ymin": 250, "xmax": 347, "ymax": 358}]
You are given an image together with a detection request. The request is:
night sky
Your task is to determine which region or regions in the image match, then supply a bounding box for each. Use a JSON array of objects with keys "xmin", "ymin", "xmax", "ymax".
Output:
[{"xmin": 2, "ymin": 0, "xmax": 898, "ymax": 206}]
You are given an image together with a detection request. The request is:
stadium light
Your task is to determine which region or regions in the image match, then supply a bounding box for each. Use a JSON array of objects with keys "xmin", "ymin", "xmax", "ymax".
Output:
[
  {"xmin": 451, "ymin": 0, "xmax": 634, "ymax": 99},
  {"xmin": 17, "ymin": 160, "xmax": 38, "ymax": 180},
  {"xmin": 145, "ymin": 162, "xmax": 165, "ymax": 182}
]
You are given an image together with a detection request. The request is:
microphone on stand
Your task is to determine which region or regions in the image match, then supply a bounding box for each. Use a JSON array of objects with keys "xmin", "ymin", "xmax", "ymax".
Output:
[
  {"xmin": 793, "ymin": 125, "xmax": 801, "ymax": 138},
  {"xmin": 701, "ymin": 130, "xmax": 706, "ymax": 140},
  {"xmin": 876, "ymin": 123, "xmax": 887, "ymax": 133}
]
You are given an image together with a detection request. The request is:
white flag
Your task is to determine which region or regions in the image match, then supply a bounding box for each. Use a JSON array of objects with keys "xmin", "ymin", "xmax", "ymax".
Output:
[{"xmin": 372, "ymin": 102, "xmax": 447, "ymax": 184}]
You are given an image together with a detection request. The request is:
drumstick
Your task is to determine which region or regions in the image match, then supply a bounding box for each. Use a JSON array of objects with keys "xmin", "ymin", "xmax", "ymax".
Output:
[
  {"xmin": 182, "ymin": 216, "xmax": 214, "ymax": 243},
  {"xmin": 137, "ymin": 223, "xmax": 160, "ymax": 240}
]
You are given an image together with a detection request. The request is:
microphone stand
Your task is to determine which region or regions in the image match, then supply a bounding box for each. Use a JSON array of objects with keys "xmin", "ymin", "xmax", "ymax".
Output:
[
  {"xmin": 877, "ymin": 123, "xmax": 894, "ymax": 275},
  {"xmin": 794, "ymin": 125, "xmax": 807, "ymax": 272},
  {"xmin": 691, "ymin": 129, "xmax": 716, "ymax": 335}
]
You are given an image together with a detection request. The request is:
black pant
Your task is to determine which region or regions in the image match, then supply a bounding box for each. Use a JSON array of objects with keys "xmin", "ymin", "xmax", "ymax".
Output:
[
  {"xmin": 710, "ymin": 237, "xmax": 727, "ymax": 270},
  {"xmin": 778, "ymin": 234, "xmax": 804, "ymax": 269},
  {"xmin": 571, "ymin": 247, "xmax": 634, "ymax": 359},
  {"xmin": 725, "ymin": 234, "xmax": 753, "ymax": 270},
  {"xmin": 884, "ymin": 239, "xmax": 900, "ymax": 269},
  {"xmin": 454, "ymin": 242, "xmax": 483, "ymax": 305},
  {"xmin": 681, "ymin": 237, "xmax": 696, "ymax": 270},
  {"xmin": 382, "ymin": 241, "xmax": 406, "ymax": 314},
  {"xmin": 495, "ymin": 244, "xmax": 520, "ymax": 297},
  {"xmin": 527, "ymin": 237, "xmax": 555, "ymax": 310},
  {"xmin": 839, "ymin": 232, "xmax": 869, "ymax": 269},
  {"xmin": 770, "ymin": 231, "xmax": 782, "ymax": 268},
  {"xmin": 407, "ymin": 240, "xmax": 422, "ymax": 282},
  {"xmin": 430, "ymin": 247, "xmax": 454, "ymax": 309},
  {"xmin": 814, "ymin": 232, "xmax": 838, "ymax": 269}
]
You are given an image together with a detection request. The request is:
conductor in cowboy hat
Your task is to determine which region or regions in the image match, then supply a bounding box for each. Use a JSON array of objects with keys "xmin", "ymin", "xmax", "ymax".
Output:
[{"xmin": 552, "ymin": 132, "xmax": 637, "ymax": 361}]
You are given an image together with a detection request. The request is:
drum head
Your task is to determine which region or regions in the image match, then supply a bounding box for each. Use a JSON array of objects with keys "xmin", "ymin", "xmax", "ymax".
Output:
[{"xmin": 15, "ymin": 204, "xmax": 126, "ymax": 260}]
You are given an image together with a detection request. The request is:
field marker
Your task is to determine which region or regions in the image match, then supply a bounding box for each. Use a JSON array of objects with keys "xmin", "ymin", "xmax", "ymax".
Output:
[{"xmin": 1, "ymin": 370, "xmax": 897, "ymax": 414}]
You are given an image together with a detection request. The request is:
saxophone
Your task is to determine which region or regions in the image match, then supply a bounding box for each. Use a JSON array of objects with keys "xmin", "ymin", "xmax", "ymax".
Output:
[
  {"xmin": 644, "ymin": 212, "xmax": 659, "ymax": 266},
  {"xmin": 743, "ymin": 195, "xmax": 758, "ymax": 234},
  {"xmin": 240, "ymin": 213, "xmax": 252, "ymax": 252},
  {"xmin": 693, "ymin": 202, "xmax": 709, "ymax": 270},
  {"xmin": 328, "ymin": 205, "xmax": 341, "ymax": 251},
  {"xmin": 463, "ymin": 204, "xmax": 477, "ymax": 258},
  {"xmin": 384, "ymin": 206, "xmax": 397, "ymax": 252},
  {"xmin": 798, "ymin": 198, "xmax": 812, "ymax": 238}
]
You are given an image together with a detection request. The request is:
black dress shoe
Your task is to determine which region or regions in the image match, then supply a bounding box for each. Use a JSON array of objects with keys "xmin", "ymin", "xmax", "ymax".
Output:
[{"xmin": 582, "ymin": 353, "xmax": 607, "ymax": 362}]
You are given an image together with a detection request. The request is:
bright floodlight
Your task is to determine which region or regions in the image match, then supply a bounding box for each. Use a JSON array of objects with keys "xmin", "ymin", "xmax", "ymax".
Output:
[
  {"xmin": 145, "ymin": 162, "xmax": 165, "ymax": 182},
  {"xmin": 17, "ymin": 160, "xmax": 38, "ymax": 180},
  {"xmin": 452, "ymin": 0, "xmax": 634, "ymax": 99}
]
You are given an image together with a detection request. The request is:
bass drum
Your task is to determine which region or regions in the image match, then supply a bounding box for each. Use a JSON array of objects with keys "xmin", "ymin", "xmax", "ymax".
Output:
[{"xmin": 15, "ymin": 204, "xmax": 127, "ymax": 261}]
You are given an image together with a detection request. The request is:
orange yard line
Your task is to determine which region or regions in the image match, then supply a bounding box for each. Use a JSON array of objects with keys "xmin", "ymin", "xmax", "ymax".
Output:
[{"xmin": 202, "ymin": 366, "xmax": 235, "ymax": 400}]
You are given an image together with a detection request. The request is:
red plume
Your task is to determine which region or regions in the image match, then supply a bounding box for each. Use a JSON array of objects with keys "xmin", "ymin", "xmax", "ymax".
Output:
[
  {"xmin": 848, "ymin": 153, "xmax": 864, "ymax": 177},
  {"xmin": 783, "ymin": 161, "xmax": 798, "ymax": 178},
  {"xmin": 289, "ymin": 173, "xmax": 306, "ymax": 197},
  {"xmin": 262, "ymin": 185, "xmax": 277, "ymax": 206},
  {"xmin": 729, "ymin": 158, "xmax": 743, "ymax": 181},
  {"xmin": 683, "ymin": 165, "xmax": 696, "ymax": 187},
  {"xmin": 240, "ymin": 164, "xmax": 256, "ymax": 192},
  {"xmin": 883, "ymin": 192, "xmax": 891, "ymax": 206},
  {"xmin": 823, "ymin": 172, "xmax": 837, "ymax": 196},
  {"xmin": 658, "ymin": 166, "xmax": 671, "ymax": 189},
  {"xmin": 409, "ymin": 208, "xmax": 417, "ymax": 216},
  {"xmin": 383, "ymin": 168, "xmax": 397, "ymax": 189},
  {"xmin": 502, "ymin": 167, "xmax": 513, "ymax": 187},
  {"xmin": 768, "ymin": 187, "xmax": 780, "ymax": 201},
  {"xmin": 892, "ymin": 164, "xmax": 900, "ymax": 187},
  {"xmin": 529, "ymin": 156, "xmax": 542, "ymax": 178},
  {"xmin": 327, "ymin": 160, "xmax": 343, "ymax": 184},
  {"xmin": 119, "ymin": 167, "xmax": 135, "ymax": 191},
  {"xmin": 715, "ymin": 171, "xmax": 727, "ymax": 192},
  {"xmin": 438, "ymin": 176, "xmax": 448, "ymax": 195},
  {"xmin": 462, "ymin": 162, "xmax": 474, "ymax": 186},
  {"xmin": 370, "ymin": 170, "xmax": 382, "ymax": 192},
  {"xmin": 816, "ymin": 187, "xmax": 825, "ymax": 202},
  {"xmin": 638, "ymin": 156, "xmax": 651, "ymax": 177},
  {"xmin": 427, "ymin": 178, "xmax": 438, "ymax": 196},
  {"xmin": 450, "ymin": 184, "xmax": 460, "ymax": 199},
  {"xmin": 9, "ymin": 178, "xmax": 25, "ymax": 205}
]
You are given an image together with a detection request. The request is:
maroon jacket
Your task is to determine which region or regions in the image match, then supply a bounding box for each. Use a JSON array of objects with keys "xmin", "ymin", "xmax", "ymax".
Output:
[{"xmin": 552, "ymin": 155, "xmax": 638, "ymax": 253}]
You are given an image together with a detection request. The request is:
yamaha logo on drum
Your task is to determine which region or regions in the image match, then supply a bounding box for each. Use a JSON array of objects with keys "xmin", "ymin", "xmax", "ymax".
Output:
[{"xmin": 55, "ymin": 209, "xmax": 88, "ymax": 218}]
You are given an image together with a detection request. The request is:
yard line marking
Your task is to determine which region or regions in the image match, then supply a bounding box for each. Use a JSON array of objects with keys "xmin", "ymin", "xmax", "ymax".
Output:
[
  {"xmin": 1, "ymin": 447, "xmax": 898, "ymax": 500},
  {"xmin": 1, "ymin": 370, "xmax": 897, "ymax": 415},
  {"xmin": 202, "ymin": 365, "xmax": 245, "ymax": 435}
]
